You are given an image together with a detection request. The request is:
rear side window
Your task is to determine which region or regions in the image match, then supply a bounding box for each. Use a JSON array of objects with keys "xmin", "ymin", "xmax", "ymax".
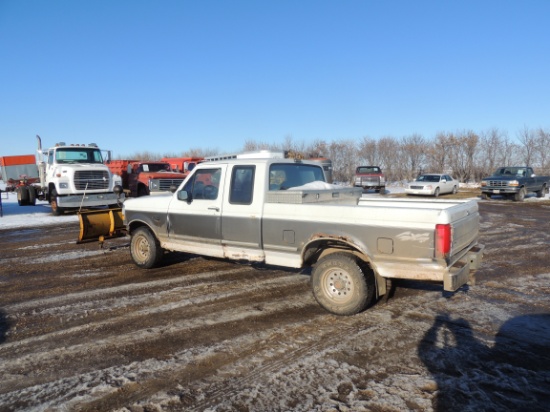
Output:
[
  {"xmin": 230, "ymin": 166, "xmax": 255, "ymax": 204},
  {"xmin": 269, "ymin": 163, "xmax": 325, "ymax": 190}
]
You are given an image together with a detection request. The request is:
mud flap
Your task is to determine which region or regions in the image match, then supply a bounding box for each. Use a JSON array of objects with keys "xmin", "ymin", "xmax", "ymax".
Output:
[{"xmin": 77, "ymin": 208, "xmax": 126, "ymax": 244}]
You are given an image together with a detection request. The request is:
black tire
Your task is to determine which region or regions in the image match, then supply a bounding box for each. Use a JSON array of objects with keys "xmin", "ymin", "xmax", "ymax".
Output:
[
  {"xmin": 137, "ymin": 185, "xmax": 149, "ymax": 197},
  {"xmin": 379, "ymin": 187, "xmax": 386, "ymax": 195},
  {"xmin": 536, "ymin": 184, "xmax": 547, "ymax": 198},
  {"xmin": 513, "ymin": 187, "xmax": 526, "ymax": 202},
  {"xmin": 452, "ymin": 185, "xmax": 458, "ymax": 194},
  {"xmin": 130, "ymin": 226, "xmax": 164, "ymax": 269},
  {"xmin": 49, "ymin": 188, "xmax": 65, "ymax": 215},
  {"xmin": 17, "ymin": 186, "xmax": 29, "ymax": 206},
  {"xmin": 434, "ymin": 187, "xmax": 440, "ymax": 197},
  {"xmin": 480, "ymin": 193, "xmax": 489, "ymax": 200},
  {"xmin": 28, "ymin": 186, "xmax": 37, "ymax": 205},
  {"xmin": 312, "ymin": 252, "xmax": 375, "ymax": 316}
]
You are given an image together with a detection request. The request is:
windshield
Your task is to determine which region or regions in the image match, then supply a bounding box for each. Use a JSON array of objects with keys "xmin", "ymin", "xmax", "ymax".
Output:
[
  {"xmin": 494, "ymin": 167, "xmax": 527, "ymax": 177},
  {"xmin": 140, "ymin": 163, "xmax": 171, "ymax": 173},
  {"xmin": 55, "ymin": 148, "xmax": 103, "ymax": 164},
  {"xmin": 416, "ymin": 175, "xmax": 441, "ymax": 182},
  {"xmin": 356, "ymin": 166, "xmax": 380, "ymax": 174}
]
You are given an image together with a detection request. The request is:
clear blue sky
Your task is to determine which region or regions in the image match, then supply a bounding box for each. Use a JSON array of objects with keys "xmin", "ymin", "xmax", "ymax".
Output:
[{"xmin": 1, "ymin": 0, "xmax": 549, "ymax": 158}]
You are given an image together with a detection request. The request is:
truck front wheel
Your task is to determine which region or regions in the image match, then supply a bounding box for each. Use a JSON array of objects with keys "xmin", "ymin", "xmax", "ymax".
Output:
[
  {"xmin": 49, "ymin": 189, "xmax": 65, "ymax": 215},
  {"xmin": 312, "ymin": 252, "xmax": 375, "ymax": 316},
  {"xmin": 130, "ymin": 227, "xmax": 164, "ymax": 269},
  {"xmin": 513, "ymin": 188, "xmax": 526, "ymax": 202}
]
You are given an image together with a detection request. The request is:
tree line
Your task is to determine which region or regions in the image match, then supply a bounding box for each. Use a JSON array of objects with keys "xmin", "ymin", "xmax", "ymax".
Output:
[{"xmin": 129, "ymin": 126, "xmax": 550, "ymax": 184}]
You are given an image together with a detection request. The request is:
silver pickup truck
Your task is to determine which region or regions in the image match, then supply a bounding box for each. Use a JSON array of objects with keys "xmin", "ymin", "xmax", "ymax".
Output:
[{"xmin": 121, "ymin": 157, "xmax": 484, "ymax": 315}]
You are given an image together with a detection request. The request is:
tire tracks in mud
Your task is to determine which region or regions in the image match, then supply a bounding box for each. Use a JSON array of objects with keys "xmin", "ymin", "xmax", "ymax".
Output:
[{"xmin": 0, "ymin": 270, "xmax": 315, "ymax": 392}]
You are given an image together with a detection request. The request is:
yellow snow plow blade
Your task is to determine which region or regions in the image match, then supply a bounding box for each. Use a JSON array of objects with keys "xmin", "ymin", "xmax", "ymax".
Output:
[{"xmin": 77, "ymin": 208, "xmax": 126, "ymax": 244}]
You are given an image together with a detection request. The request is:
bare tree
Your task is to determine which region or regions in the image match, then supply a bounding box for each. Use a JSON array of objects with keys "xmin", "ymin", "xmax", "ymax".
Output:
[
  {"xmin": 497, "ymin": 135, "xmax": 521, "ymax": 167},
  {"xmin": 327, "ymin": 140, "xmax": 358, "ymax": 183},
  {"xmin": 536, "ymin": 128, "xmax": 550, "ymax": 174},
  {"xmin": 357, "ymin": 136, "xmax": 378, "ymax": 165},
  {"xmin": 448, "ymin": 130, "xmax": 478, "ymax": 182},
  {"xmin": 400, "ymin": 134, "xmax": 427, "ymax": 180},
  {"xmin": 376, "ymin": 136, "xmax": 400, "ymax": 181},
  {"xmin": 426, "ymin": 132, "xmax": 451, "ymax": 173},
  {"xmin": 517, "ymin": 125, "xmax": 538, "ymax": 167},
  {"xmin": 308, "ymin": 139, "xmax": 329, "ymax": 158},
  {"xmin": 477, "ymin": 128, "xmax": 506, "ymax": 178}
]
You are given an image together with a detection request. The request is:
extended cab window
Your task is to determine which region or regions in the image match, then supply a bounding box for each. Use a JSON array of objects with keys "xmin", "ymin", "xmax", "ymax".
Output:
[
  {"xmin": 230, "ymin": 166, "xmax": 255, "ymax": 204},
  {"xmin": 269, "ymin": 163, "xmax": 325, "ymax": 190},
  {"xmin": 183, "ymin": 168, "xmax": 221, "ymax": 200}
]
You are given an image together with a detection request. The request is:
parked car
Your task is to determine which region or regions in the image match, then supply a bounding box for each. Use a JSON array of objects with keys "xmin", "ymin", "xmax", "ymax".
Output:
[{"xmin": 405, "ymin": 174, "xmax": 459, "ymax": 197}]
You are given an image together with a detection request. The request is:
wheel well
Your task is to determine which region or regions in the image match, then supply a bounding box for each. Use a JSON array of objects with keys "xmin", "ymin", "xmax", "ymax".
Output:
[
  {"xmin": 48, "ymin": 183, "xmax": 56, "ymax": 202},
  {"xmin": 303, "ymin": 239, "xmax": 387, "ymax": 299},
  {"xmin": 128, "ymin": 221, "xmax": 150, "ymax": 235}
]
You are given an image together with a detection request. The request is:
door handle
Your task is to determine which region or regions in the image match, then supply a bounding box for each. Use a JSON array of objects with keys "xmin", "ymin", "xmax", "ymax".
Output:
[{"xmin": 208, "ymin": 206, "xmax": 220, "ymax": 212}]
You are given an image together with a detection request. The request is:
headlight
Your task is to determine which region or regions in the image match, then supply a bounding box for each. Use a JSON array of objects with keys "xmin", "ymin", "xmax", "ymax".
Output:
[
  {"xmin": 509, "ymin": 180, "xmax": 519, "ymax": 187},
  {"xmin": 481, "ymin": 181, "xmax": 487, "ymax": 187},
  {"xmin": 59, "ymin": 183, "xmax": 68, "ymax": 189}
]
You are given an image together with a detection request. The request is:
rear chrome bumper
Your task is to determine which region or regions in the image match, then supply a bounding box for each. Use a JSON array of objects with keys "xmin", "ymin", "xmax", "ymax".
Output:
[{"xmin": 444, "ymin": 244, "xmax": 485, "ymax": 291}]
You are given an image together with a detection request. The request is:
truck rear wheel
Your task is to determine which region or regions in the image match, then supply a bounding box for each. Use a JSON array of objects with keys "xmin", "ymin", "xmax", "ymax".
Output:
[
  {"xmin": 536, "ymin": 184, "xmax": 547, "ymax": 198},
  {"xmin": 28, "ymin": 186, "xmax": 36, "ymax": 205},
  {"xmin": 17, "ymin": 186, "xmax": 29, "ymax": 206},
  {"xmin": 312, "ymin": 252, "xmax": 375, "ymax": 316},
  {"xmin": 130, "ymin": 227, "xmax": 164, "ymax": 269}
]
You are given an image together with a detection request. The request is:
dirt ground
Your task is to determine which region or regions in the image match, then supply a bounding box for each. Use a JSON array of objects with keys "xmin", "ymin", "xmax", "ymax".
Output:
[{"xmin": 1, "ymin": 199, "xmax": 549, "ymax": 412}]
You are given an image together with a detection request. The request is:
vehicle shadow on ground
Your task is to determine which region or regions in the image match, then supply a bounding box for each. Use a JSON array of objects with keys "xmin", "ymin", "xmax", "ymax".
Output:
[
  {"xmin": 418, "ymin": 313, "xmax": 550, "ymax": 411},
  {"xmin": 0, "ymin": 309, "xmax": 10, "ymax": 344}
]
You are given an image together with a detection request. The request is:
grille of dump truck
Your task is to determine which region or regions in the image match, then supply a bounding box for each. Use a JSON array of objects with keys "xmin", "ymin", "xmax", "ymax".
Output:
[{"xmin": 74, "ymin": 170, "xmax": 110, "ymax": 190}]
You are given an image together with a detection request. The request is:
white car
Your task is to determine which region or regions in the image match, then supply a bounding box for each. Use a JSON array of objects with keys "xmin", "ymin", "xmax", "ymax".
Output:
[{"xmin": 405, "ymin": 173, "xmax": 459, "ymax": 197}]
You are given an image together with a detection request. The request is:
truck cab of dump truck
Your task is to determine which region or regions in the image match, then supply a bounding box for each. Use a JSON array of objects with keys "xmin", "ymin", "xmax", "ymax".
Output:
[{"xmin": 36, "ymin": 135, "xmax": 123, "ymax": 215}]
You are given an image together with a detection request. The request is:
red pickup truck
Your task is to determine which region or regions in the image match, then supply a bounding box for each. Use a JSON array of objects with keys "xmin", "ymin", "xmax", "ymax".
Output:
[{"xmin": 353, "ymin": 166, "xmax": 386, "ymax": 194}]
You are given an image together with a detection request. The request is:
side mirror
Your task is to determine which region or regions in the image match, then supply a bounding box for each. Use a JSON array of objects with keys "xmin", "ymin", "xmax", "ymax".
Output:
[{"xmin": 177, "ymin": 190, "xmax": 189, "ymax": 201}]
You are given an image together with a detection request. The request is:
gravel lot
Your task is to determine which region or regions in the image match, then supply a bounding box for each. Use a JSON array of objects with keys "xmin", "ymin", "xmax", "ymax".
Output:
[{"xmin": 0, "ymin": 194, "xmax": 549, "ymax": 411}]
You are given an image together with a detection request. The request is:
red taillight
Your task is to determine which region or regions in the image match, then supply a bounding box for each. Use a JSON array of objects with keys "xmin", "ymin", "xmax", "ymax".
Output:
[{"xmin": 435, "ymin": 224, "xmax": 452, "ymax": 258}]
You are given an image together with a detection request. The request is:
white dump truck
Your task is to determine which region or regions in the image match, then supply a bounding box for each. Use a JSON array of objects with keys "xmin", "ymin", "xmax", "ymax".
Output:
[{"xmin": 14, "ymin": 135, "xmax": 124, "ymax": 215}]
